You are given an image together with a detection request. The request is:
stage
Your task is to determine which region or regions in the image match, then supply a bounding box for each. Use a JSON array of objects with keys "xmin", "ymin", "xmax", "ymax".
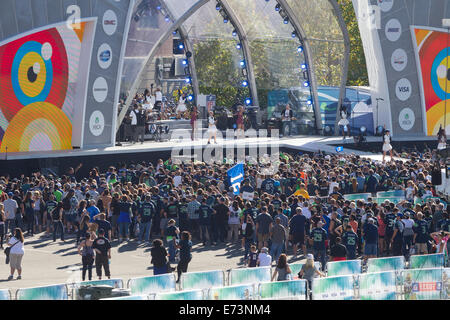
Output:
[{"xmin": 0, "ymin": 133, "xmax": 436, "ymax": 178}]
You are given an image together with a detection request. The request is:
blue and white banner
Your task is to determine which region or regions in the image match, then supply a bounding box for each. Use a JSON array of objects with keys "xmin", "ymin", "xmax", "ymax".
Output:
[{"xmin": 228, "ymin": 164, "xmax": 244, "ymax": 195}]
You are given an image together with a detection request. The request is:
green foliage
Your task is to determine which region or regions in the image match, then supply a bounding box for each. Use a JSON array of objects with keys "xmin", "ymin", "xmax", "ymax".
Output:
[{"xmin": 337, "ymin": 0, "xmax": 369, "ymax": 86}]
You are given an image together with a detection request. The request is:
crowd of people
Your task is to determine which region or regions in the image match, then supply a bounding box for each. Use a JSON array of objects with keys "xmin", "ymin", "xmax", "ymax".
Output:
[{"xmin": 0, "ymin": 148, "xmax": 449, "ymax": 283}]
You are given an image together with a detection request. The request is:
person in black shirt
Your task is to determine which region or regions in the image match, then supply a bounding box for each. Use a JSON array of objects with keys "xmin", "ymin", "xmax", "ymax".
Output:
[
  {"xmin": 110, "ymin": 193, "xmax": 121, "ymax": 240},
  {"xmin": 165, "ymin": 219, "xmax": 179, "ymax": 264},
  {"xmin": 247, "ymin": 245, "xmax": 258, "ymax": 268},
  {"xmin": 138, "ymin": 195, "xmax": 155, "ymax": 243},
  {"xmin": 52, "ymin": 202, "xmax": 65, "ymax": 242},
  {"xmin": 92, "ymin": 229, "xmax": 112, "ymax": 280},
  {"xmin": 197, "ymin": 199, "xmax": 213, "ymax": 246},
  {"xmin": 93, "ymin": 213, "xmax": 112, "ymax": 240},
  {"xmin": 133, "ymin": 105, "xmax": 147, "ymax": 144},
  {"xmin": 151, "ymin": 239, "xmax": 169, "ymax": 275},
  {"xmin": 178, "ymin": 198, "xmax": 190, "ymax": 233},
  {"xmin": 242, "ymin": 215, "xmax": 255, "ymax": 263},
  {"xmin": 214, "ymin": 198, "xmax": 230, "ymax": 243},
  {"xmin": 176, "ymin": 231, "xmax": 192, "ymax": 283},
  {"xmin": 330, "ymin": 237, "xmax": 348, "ymax": 261}
]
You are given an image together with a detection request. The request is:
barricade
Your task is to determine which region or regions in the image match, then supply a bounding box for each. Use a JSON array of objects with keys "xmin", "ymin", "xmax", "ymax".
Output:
[
  {"xmin": 258, "ymin": 280, "xmax": 307, "ymax": 300},
  {"xmin": 157, "ymin": 289, "xmax": 204, "ymax": 300},
  {"xmin": 208, "ymin": 284, "xmax": 255, "ymax": 300},
  {"xmin": 70, "ymin": 278, "xmax": 124, "ymax": 300},
  {"xmin": 311, "ymin": 275, "xmax": 356, "ymax": 300},
  {"xmin": 343, "ymin": 193, "xmax": 372, "ymax": 201},
  {"xmin": 228, "ymin": 267, "xmax": 271, "ymax": 286},
  {"xmin": 16, "ymin": 284, "xmax": 68, "ymax": 300},
  {"xmin": 180, "ymin": 270, "xmax": 225, "ymax": 291},
  {"xmin": 358, "ymin": 271, "xmax": 398, "ymax": 300},
  {"xmin": 367, "ymin": 256, "xmax": 405, "ymax": 273},
  {"xmin": 290, "ymin": 262, "xmax": 321, "ymax": 279},
  {"xmin": 326, "ymin": 260, "xmax": 361, "ymax": 277},
  {"xmin": 401, "ymin": 268, "xmax": 444, "ymax": 300},
  {"xmin": 0, "ymin": 289, "xmax": 11, "ymax": 300},
  {"xmin": 409, "ymin": 254, "xmax": 445, "ymax": 269},
  {"xmin": 128, "ymin": 274, "xmax": 176, "ymax": 295}
]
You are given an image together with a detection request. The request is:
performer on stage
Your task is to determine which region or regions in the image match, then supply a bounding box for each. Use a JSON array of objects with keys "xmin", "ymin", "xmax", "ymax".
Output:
[
  {"xmin": 281, "ymin": 104, "xmax": 294, "ymax": 137},
  {"xmin": 382, "ymin": 127, "xmax": 393, "ymax": 163},
  {"xmin": 207, "ymin": 111, "xmax": 217, "ymax": 144},
  {"xmin": 176, "ymin": 90, "xmax": 187, "ymax": 119},
  {"xmin": 338, "ymin": 106, "xmax": 350, "ymax": 141},
  {"xmin": 235, "ymin": 105, "xmax": 245, "ymax": 138},
  {"xmin": 437, "ymin": 126, "xmax": 447, "ymax": 150}
]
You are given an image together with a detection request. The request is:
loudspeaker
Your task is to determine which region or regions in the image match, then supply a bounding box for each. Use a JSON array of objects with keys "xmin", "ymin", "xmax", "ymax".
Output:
[{"xmin": 432, "ymin": 169, "xmax": 442, "ymax": 186}]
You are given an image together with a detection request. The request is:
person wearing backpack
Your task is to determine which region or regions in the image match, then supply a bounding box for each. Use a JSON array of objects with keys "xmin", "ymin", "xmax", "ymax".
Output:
[
  {"xmin": 6, "ymin": 228, "xmax": 25, "ymax": 280},
  {"xmin": 402, "ymin": 213, "xmax": 415, "ymax": 260}
]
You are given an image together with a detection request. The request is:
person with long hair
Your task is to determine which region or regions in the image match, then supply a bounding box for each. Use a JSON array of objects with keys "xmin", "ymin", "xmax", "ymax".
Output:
[
  {"xmin": 382, "ymin": 128, "xmax": 393, "ymax": 163},
  {"xmin": 7, "ymin": 228, "xmax": 25, "ymax": 280},
  {"xmin": 271, "ymin": 254, "xmax": 292, "ymax": 281},
  {"xmin": 207, "ymin": 110, "xmax": 217, "ymax": 144},
  {"xmin": 338, "ymin": 105, "xmax": 350, "ymax": 141},
  {"xmin": 150, "ymin": 239, "xmax": 169, "ymax": 275},
  {"xmin": 176, "ymin": 231, "xmax": 192, "ymax": 283},
  {"xmin": 0, "ymin": 204, "xmax": 5, "ymax": 249},
  {"xmin": 78, "ymin": 231, "xmax": 96, "ymax": 281},
  {"xmin": 78, "ymin": 215, "xmax": 91, "ymax": 246},
  {"xmin": 437, "ymin": 126, "xmax": 447, "ymax": 150},
  {"xmin": 298, "ymin": 254, "xmax": 324, "ymax": 294},
  {"xmin": 52, "ymin": 202, "xmax": 65, "ymax": 242}
]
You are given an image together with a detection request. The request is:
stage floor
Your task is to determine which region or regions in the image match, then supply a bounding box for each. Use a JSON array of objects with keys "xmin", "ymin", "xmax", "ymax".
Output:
[{"xmin": 1, "ymin": 134, "xmax": 430, "ymax": 161}]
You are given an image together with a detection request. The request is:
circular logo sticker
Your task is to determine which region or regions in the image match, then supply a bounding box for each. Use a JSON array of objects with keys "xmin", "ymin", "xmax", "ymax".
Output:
[
  {"xmin": 395, "ymin": 78, "xmax": 412, "ymax": 101},
  {"xmin": 398, "ymin": 108, "xmax": 415, "ymax": 131},
  {"xmin": 103, "ymin": 10, "xmax": 118, "ymax": 36},
  {"xmin": 391, "ymin": 48, "xmax": 407, "ymax": 72},
  {"xmin": 89, "ymin": 111, "xmax": 105, "ymax": 137},
  {"xmin": 93, "ymin": 77, "xmax": 108, "ymax": 103},
  {"xmin": 98, "ymin": 43, "xmax": 112, "ymax": 69},
  {"xmin": 385, "ymin": 19, "xmax": 402, "ymax": 42},
  {"xmin": 378, "ymin": 0, "xmax": 394, "ymax": 12}
]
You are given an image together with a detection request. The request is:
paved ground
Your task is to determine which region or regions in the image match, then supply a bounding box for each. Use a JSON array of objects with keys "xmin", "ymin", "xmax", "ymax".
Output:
[{"xmin": 0, "ymin": 232, "xmax": 306, "ymax": 295}]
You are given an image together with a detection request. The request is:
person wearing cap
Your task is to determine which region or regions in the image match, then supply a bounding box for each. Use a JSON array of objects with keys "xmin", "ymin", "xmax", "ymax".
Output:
[
  {"xmin": 362, "ymin": 218, "xmax": 378, "ymax": 260},
  {"xmin": 289, "ymin": 207, "xmax": 306, "ymax": 259},
  {"xmin": 92, "ymin": 228, "xmax": 111, "ymax": 280},
  {"xmin": 3, "ymin": 192, "xmax": 18, "ymax": 234},
  {"xmin": 256, "ymin": 247, "xmax": 272, "ymax": 267}
]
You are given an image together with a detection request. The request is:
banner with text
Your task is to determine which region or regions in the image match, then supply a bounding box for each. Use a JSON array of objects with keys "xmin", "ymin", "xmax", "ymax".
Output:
[
  {"xmin": 359, "ymin": 271, "xmax": 398, "ymax": 300},
  {"xmin": 312, "ymin": 275, "xmax": 356, "ymax": 300},
  {"xmin": 229, "ymin": 267, "xmax": 271, "ymax": 286}
]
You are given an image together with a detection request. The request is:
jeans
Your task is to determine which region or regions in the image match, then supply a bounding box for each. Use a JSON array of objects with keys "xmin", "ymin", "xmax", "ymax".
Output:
[
  {"xmin": 177, "ymin": 258, "xmax": 191, "ymax": 282},
  {"xmin": 227, "ymin": 224, "xmax": 240, "ymax": 243},
  {"xmin": 53, "ymin": 221, "xmax": 64, "ymax": 241},
  {"xmin": 119, "ymin": 222, "xmax": 130, "ymax": 239},
  {"xmin": 168, "ymin": 240, "xmax": 177, "ymax": 263},
  {"xmin": 244, "ymin": 238, "xmax": 252, "ymax": 260},
  {"xmin": 139, "ymin": 221, "xmax": 152, "ymax": 242},
  {"xmin": 199, "ymin": 224, "xmax": 210, "ymax": 244},
  {"xmin": 15, "ymin": 213, "xmax": 23, "ymax": 231},
  {"xmin": 313, "ymin": 249, "xmax": 327, "ymax": 271},
  {"xmin": 282, "ymin": 121, "xmax": 292, "ymax": 136},
  {"xmin": 5, "ymin": 219, "xmax": 15, "ymax": 234},
  {"xmin": 26, "ymin": 212, "xmax": 35, "ymax": 234},
  {"xmin": 402, "ymin": 235, "xmax": 414, "ymax": 260},
  {"xmin": 271, "ymin": 242, "xmax": 284, "ymax": 262},
  {"xmin": 82, "ymin": 255, "xmax": 94, "ymax": 281}
]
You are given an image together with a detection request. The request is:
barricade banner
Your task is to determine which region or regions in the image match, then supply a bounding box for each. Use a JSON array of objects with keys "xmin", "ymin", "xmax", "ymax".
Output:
[
  {"xmin": 375, "ymin": 197, "xmax": 404, "ymax": 204},
  {"xmin": 327, "ymin": 260, "xmax": 361, "ymax": 277},
  {"xmin": 377, "ymin": 190, "xmax": 405, "ymax": 198},
  {"xmin": 343, "ymin": 193, "xmax": 371, "ymax": 201},
  {"xmin": 402, "ymin": 268, "xmax": 443, "ymax": 300},
  {"xmin": 0, "ymin": 289, "xmax": 10, "ymax": 300},
  {"xmin": 181, "ymin": 270, "xmax": 224, "ymax": 290},
  {"xmin": 290, "ymin": 262, "xmax": 321, "ymax": 279},
  {"xmin": 208, "ymin": 284, "xmax": 255, "ymax": 300},
  {"xmin": 229, "ymin": 267, "xmax": 271, "ymax": 286},
  {"xmin": 157, "ymin": 289, "xmax": 204, "ymax": 300},
  {"xmin": 359, "ymin": 271, "xmax": 398, "ymax": 300},
  {"xmin": 311, "ymin": 275, "xmax": 355, "ymax": 300},
  {"xmin": 258, "ymin": 280, "xmax": 307, "ymax": 300},
  {"xmin": 367, "ymin": 256, "xmax": 405, "ymax": 273},
  {"xmin": 16, "ymin": 284, "xmax": 68, "ymax": 300},
  {"xmin": 443, "ymin": 268, "xmax": 450, "ymax": 299},
  {"xmin": 128, "ymin": 274, "xmax": 176, "ymax": 295},
  {"xmin": 101, "ymin": 295, "xmax": 149, "ymax": 300},
  {"xmin": 409, "ymin": 254, "xmax": 445, "ymax": 269}
]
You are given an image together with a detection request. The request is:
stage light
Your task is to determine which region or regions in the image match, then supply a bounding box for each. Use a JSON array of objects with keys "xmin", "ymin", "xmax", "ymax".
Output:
[
  {"xmin": 185, "ymin": 77, "xmax": 191, "ymax": 83},
  {"xmin": 303, "ymin": 81, "xmax": 310, "ymax": 87},
  {"xmin": 216, "ymin": 3, "xmax": 221, "ymax": 10},
  {"xmin": 291, "ymin": 31, "xmax": 297, "ymax": 38},
  {"xmin": 187, "ymin": 95, "xmax": 194, "ymax": 101},
  {"xmin": 275, "ymin": 4, "xmax": 281, "ymax": 11},
  {"xmin": 242, "ymin": 80, "xmax": 249, "ymax": 87},
  {"xmin": 182, "ymin": 59, "xmax": 188, "ymax": 66},
  {"xmin": 240, "ymin": 60, "xmax": 245, "ymax": 67},
  {"xmin": 307, "ymin": 99, "xmax": 312, "ymax": 105},
  {"xmin": 376, "ymin": 125, "xmax": 384, "ymax": 136},
  {"xmin": 301, "ymin": 63, "xmax": 307, "ymax": 70},
  {"xmin": 245, "ymin": 98, "xmax": 252, "ymax": 105},
  {"xmin": 236, "ymin": 43, "xmax": 241, "ymax": 49},
  {"xmin": 156, "ymin": 5, "xmax": 161, "ymax": 10},
  {"xmin": 324, "ymin": 126, "xmax": 332, "ymax": 136},
  {"xmin": 172, "ymin": 30, "xmax": 177, "ymax": 35},
  {"xmin": 284, "ymin": 17, "xmax": 289, "ymax": 24},
  {"xmin": 232, "ymin": 30, "xmax": 237, "ymax": 37},
  {"xmin": 165, "ymin": 15, "xmax": 170, "ymax": 22},
  {"xmin": 360, "ymin": 126, "xmax": 367, "ymax": 134},
  {"xmin": 223, "ymin": 17, "xmax": 229, "ymax": 23},
  {"xmin": 297, "ymin": 46, "xmax": 303, "ymax": 53},
  {"xmin": 178, "ymin": 43, "xmax": 185, "ymax": 50}
]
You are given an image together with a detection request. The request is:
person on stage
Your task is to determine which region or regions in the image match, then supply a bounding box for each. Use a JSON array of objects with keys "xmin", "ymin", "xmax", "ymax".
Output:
[
  {"xmin": 281, "ymin": 104, "xmax": 294, "ymax": 137},
  {"xmin": 235, "ymin": 105, "xmax": 245, "ymax": 138},
  {"xmin": 437, "ymin": 126, "xmax": 447, "ymax": 150},
  {"xmin": 338, "ymin": 106, "xmax": 350, "ymax": 141},
  {"xmin": 176, "ymin": 90, "xmax": 187, "ymax": 119},
  {"xmin": 207, "ymin": 110, "xmax": 217, "ymax": 144},
  {"xmin": 382, "ymin": 127, "xmax": 393, "ymax": 163}
]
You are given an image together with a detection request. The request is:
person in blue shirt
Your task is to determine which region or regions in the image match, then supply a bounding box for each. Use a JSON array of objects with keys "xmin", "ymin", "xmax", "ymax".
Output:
[
  {"xmin": 309, "ymin": 221, "xmax": 327, "ymax": 270},
  {"xmin": 289, "ymin": 208, "xmax": 306, "ymax": 258},
  {"xmin": 363, "ymin": 218, "xmax": 378, "ymax": 260},
  {"xmin": 342, "ymin": 225, "xmax": 358, "ymax": 260},
  {"xmin": 138, "ymin": 195, "xmax": 155, "ymax": 244},
  {"xmin": 117, "ymin": 195, "xmax": 133, "ymax": 242},
  {"xmin": 261, "ymin": 176, "xmax": 276, "ymax": 195},
  {"xmin": 86, "ymin": 200, "xmax": 100, "ymax": 223}
]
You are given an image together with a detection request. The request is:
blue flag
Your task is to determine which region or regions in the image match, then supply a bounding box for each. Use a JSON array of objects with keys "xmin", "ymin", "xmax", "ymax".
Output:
[
  {"xmin": 227, "ymin": 164, "xmax": 244, "ymax": 195},
  {"xmin": 336, "ymin": 146, "xmax": 344, "ymax": 153}
]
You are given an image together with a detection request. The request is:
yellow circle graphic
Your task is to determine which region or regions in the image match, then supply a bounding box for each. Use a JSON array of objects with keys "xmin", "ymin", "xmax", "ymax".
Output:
[
  {"xmin": 17, "ymin": 52, "xmax": 47, "ymax": 98},
  {"xmin": 0, "ymin": 102, "xmax": 72, "ymax": 152},
  {"xmin": 426, "ymin": 100, "xmax": 450, "ymax": 135}
]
